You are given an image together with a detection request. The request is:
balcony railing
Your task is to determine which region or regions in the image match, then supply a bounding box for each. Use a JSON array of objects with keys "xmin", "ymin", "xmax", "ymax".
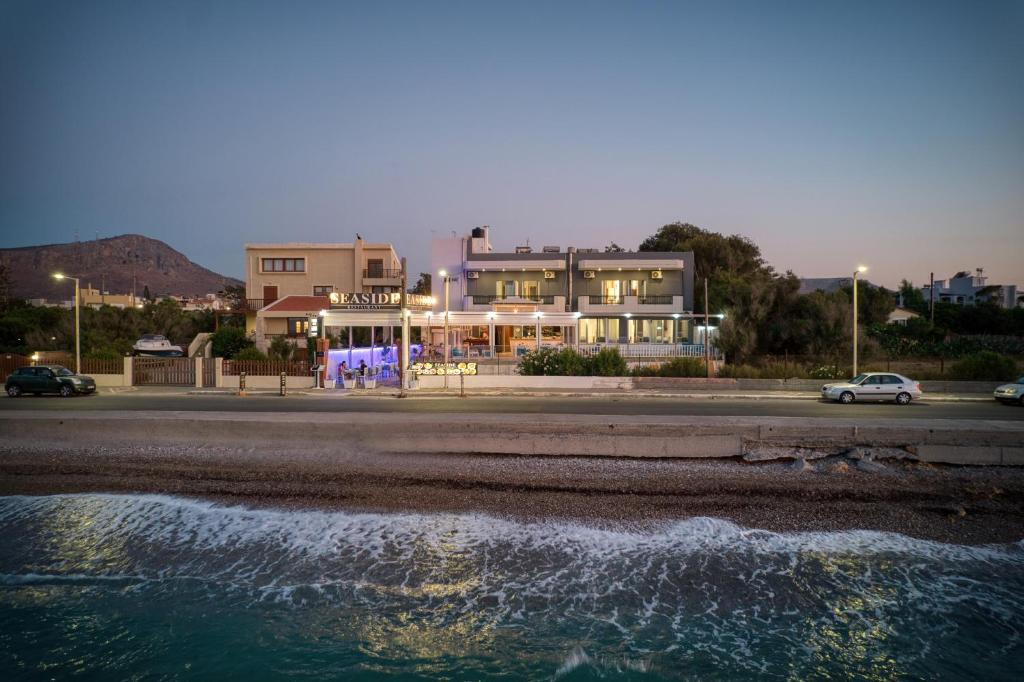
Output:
[
  {"xmin": 588, "ymin": 295, "xmax": 624, "ymax": 305},
  {"xmin": 362, "ymin": 268, "xmax": 403, "ymax": 279},
  {"xmin": 229, "ymin": 298, "xmax": 267, "ymax": 311},
  {"xmin": 472, "ymin": 294, "xmax": 555, "ymax": 305},
  {"xmin": 638, "ymin": 295, "xmax": 675, "ymax": 305}
]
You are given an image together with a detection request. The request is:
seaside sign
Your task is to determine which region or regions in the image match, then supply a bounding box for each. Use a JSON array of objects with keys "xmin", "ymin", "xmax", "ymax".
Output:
[
  {"xmin": 409, "ymin": 361, "xmax": 478, "ymax": 376},
  {"xmin": 329, "ymin": 292, "xmax": 433, "ymax": 310}
]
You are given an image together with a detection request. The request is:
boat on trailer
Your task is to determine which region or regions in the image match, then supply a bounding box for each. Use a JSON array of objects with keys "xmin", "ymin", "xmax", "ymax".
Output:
[{"xmin": 132, "ymin": 334, "xmax": 184, "ymax": 357}]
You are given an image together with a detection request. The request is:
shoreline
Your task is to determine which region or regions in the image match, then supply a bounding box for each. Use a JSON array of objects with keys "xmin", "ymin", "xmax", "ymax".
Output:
[{"xmin": 3, "ymin": 445, "xmax": 1023, "ymax": 545}]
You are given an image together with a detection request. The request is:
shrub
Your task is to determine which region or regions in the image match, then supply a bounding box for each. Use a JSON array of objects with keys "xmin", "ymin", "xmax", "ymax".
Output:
[
  {"xmin": 658, "ymin": 357, "xmax": 707, "ymax": 377},
  {"xmin": 589, "ymin": 347, "xmax": 627, "ymax": 377},
  {"xmin": 233, "ymin": 347, "xmax": 269, "ymax": 361},
  {"xmin": 807, "ymin": 364, "xmax": 848, "ymax": 380},
  {"xmin": 211, "ymin": 327, "xmax": 253, "ymax": 359},
  {"xmin": 948, "ymin": 351, "xmax": 1019, "ymax": 381},
  {"xmin": 631, "ymin": 364, "xmax": 660, "ymax": 377},
  {"xmin": 519, "ymin": 347, "xmax": 589, "ymax": 376}
]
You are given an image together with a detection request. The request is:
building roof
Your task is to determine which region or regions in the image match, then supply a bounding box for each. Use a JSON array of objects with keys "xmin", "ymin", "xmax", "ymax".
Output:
[
  {"xmin": 245, "ymin": 242, "xmax": 395, "ymax": 250},
  {"xmin": 261, "ymin": 295, "xmax": 330, "ymax": 313}
]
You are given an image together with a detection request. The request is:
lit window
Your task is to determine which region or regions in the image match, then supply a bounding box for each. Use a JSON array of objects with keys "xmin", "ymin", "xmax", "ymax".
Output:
[{"xmin": 286, "ymin": 318, "xmax": 309, "ymax": 337}]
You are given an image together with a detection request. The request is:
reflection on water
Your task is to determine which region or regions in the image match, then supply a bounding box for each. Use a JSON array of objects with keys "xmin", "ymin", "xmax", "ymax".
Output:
[{"xmin": 1, "ymin": 494, "xmax": 1022, "ymax": 680}]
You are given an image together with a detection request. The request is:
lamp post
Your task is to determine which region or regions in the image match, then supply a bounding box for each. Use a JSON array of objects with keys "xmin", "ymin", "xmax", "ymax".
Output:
[
  {"xmin": 853, "ymin": 266, "xmax": 868, "ymax": 376},
  {"xmin": 53, "ymin": 273, "xmax": 80, "ymax": 374},
  {"xmin": 439, "ymin": 269, "xmax": 451, "ymax": 389}
]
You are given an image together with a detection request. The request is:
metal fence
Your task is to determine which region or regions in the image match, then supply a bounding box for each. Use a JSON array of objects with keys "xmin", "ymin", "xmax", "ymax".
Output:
[
  {"xmin": 577, "ymin": 343, "xmax": 721, "ymax": 359},
  {"xmin": 0, "ymin": 354, "xmax": 32, "ymax": 377},
  {"xmin": 80, "ymin": 359, "xmax": 123, "ymax": 375},
  {"xmin": 133, "ymin": 358, "xmax": 195, "ymax": 385}
]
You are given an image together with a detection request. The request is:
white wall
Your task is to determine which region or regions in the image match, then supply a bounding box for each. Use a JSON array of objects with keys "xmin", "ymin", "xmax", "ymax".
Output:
[
  {"xmin": 219, "ymin": 375, "xmax": 317, "ymax": 389},
  {"xmin": 93, "ymin": 374, "xmax": 130, "ymax": 387},
  {"xmin": 430, "ymin": 236, "xmax": 466, "ymax": 312},
  {"xmin": 414, "ymin": 375, "xmax": 632, "ymax": 390}
]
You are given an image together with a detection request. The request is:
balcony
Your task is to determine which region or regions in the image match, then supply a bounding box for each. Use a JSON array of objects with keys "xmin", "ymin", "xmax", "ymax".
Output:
[
  {"xmin": 463, "ymin": 294, "xmax": 566, "ymax": 312},
  {"xmin": 232, "ymin": 298, "xmax": 268, "ymax": 312},
  {"xmin": 362, "ymin": 268, "xmax": 403, "ymax": 286},
  {"xmin": 578, "ymin": 294, "xmax": 684, "ymax": 314}
]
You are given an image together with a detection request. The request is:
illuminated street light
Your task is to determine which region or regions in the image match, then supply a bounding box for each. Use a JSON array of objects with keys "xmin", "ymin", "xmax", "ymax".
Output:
[
  {"xmin": 853, "ymin": 266, "xmax": 868, "ymax": 375},
  {"xmin": 52, "ymin": 272, "xmax": 80, "ymax": 374},
  {"xmin": 438, "ymin": 269, "xmax": 452, "ymax": 389}
]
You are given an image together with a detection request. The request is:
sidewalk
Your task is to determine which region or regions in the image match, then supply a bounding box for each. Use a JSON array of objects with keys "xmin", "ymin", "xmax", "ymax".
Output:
[{"xmin": 101, "ymin": 385, "xmax": 996, "ymax": 402}]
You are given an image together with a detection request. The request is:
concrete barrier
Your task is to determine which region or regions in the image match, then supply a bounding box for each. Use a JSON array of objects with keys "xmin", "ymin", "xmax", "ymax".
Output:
[
  {"xmin": 418, "ymin": 374, "xmax": 1001, "ymax": 394},
  {"xmin": 3, "ymin": 411, "xmax": 1022, "ymax": 465}
]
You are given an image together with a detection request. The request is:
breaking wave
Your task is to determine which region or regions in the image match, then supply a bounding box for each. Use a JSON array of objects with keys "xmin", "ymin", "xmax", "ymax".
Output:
[{"xmin": 1, "ymin": 494, "xmax": 1022, "ymax": 679}]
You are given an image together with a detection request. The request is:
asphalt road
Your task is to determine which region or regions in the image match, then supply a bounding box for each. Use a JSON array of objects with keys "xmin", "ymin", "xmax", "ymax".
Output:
[{"xmin": 1, "ymin": 392, "xmax": 1021, "ymax": 420}]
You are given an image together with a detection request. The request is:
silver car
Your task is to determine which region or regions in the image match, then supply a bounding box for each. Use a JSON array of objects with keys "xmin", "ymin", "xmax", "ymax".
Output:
[
  {"xmin": 821, "ymin": 372, "xmax": 922, "ymax": 405},
  {"xmin": 994, "ymin": 376, "xmax": 1024, "ymax": 406}
]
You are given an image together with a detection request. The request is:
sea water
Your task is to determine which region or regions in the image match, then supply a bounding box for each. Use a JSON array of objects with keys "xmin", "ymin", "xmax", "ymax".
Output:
[{"xmin": 1, "ymin": 494, "xmax": 1022, "ymax": 680}]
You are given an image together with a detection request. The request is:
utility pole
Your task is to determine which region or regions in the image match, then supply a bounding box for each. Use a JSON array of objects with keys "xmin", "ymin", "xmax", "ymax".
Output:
[
  {"xmin": 929, "ymin": 271, "xmax": 935, "ymax": 325},
  {"xmin": 703, "ymin": 277, "xmax": 710, "ymax": 378},
  {"xmin": 853, "ymin": 266, "xmax": 867, "ymax": 375}
]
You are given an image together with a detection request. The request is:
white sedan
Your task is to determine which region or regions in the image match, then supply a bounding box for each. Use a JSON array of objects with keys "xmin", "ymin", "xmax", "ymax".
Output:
[
  {"xmin": 821, "ymin": 372, "xmax": 922, "ymax": 405},
  {"xmin": 994, "ymin": 376, "xmax": 1024, "ymax": 406}
]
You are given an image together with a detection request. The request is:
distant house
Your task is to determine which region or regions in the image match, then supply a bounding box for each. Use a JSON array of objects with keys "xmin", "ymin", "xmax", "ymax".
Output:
[
  {"xmin": 920, "ymin": 270, "xmax": 1018, "ymax": 309},
  {"xmin": 887, "ymin": 307, "xmax": 920, "ymax": 326}
]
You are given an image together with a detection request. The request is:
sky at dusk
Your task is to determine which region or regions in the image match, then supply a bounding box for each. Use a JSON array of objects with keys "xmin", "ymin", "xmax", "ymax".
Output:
[{"xmin": 1, "ymin": 0, "xmax": 1021, "ymax": 288}]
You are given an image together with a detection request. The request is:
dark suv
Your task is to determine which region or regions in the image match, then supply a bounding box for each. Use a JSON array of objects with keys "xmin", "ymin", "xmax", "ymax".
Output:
[{"xmin": 5, "ymin": 365, "xmax": 97, "ymax": 397}]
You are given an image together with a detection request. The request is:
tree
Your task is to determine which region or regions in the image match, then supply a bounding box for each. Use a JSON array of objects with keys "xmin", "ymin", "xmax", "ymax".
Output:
[
  {"xmin": 219, "ymin": 284, "xmax": 246, "ymax": 309},
  {"xmin": 605, "ymin": 242, "xmax": 625, "ymax": 253},
  {"xmin": 268, "ymin": 335, "xmax": 295, "ymax": 362},
  {"xmin": 142, "ymin": 285, "xmax": 152, "ymax": 302},
  {"xmin": 637, "ymin": 222, "xmax": 894, "ymax": 364},
  {"xmin": 839, "ymin": 281, "xmax": 894, "ymax": 327},
  {"xmin": 898, "ymin": 280, "xmax": 927, "ymax": 314},
  {"xmin": 0, "ymin": 259, "xmax": 10, "ymax": 309},
  {"xmin": 211, "ymin": 327, "xmax": 253, "ymax": 358},
  {"xmin": 639, "ymin": 222, "xmax": 774, "ymax": 314},
  {"xmin": 411, "ymin": 273, "xmax": 431, "ymax": 295}
]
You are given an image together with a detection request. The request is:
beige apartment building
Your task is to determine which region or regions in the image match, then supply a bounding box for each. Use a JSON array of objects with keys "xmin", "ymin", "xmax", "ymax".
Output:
[
  {"xmin": 79, "ymin": 286, "xmax": 140, "ymax": 309},
  {"xmin": 243, "ymin": 237, "xmax": 402, "ymax": 352}
]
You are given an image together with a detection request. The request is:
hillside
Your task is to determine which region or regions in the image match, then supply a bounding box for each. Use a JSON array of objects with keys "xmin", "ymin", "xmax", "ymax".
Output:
[{"xmin": 0, "ymin": 234, "xmax": 241, "ymax": 301}]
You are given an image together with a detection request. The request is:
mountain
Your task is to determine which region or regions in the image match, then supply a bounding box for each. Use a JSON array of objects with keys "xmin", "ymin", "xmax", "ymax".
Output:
[{"xmin": 0, "ymin": 234, "xmax": 242, "ymax": 301}]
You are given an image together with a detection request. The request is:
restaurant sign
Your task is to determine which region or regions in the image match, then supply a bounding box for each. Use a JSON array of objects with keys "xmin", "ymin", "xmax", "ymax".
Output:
[
  {"xmin": 329, "ymin": 292, "xmax": 434, "ymax": 310},
  {"xmin": 410, "ymin": 361, "xmax": 478, "ymax": 376}
]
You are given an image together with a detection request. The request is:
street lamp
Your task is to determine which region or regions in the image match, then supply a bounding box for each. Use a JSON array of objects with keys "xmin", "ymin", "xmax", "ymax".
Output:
[
  {"xmin": 438, "ymin": 269, "xmax": 452, "ymax": 388},
  {"xmin": 53, "ymin": 273, "xmax": 80, "ymax": 374},
  {"xmin": 853, "ymin": 266, "xmax": 868, "ymax": 376}
]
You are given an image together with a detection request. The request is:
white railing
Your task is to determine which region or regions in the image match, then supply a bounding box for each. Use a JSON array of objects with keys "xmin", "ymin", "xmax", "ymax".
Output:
[{"xmin": 578, "ymin": 343, "xmax": 721, "ymax": 359}]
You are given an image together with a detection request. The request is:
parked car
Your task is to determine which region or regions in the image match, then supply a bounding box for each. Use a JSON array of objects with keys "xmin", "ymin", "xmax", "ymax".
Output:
[
  {"xmin": 5, "ymin": 365, "xmax": 97, "ymax": 397},
  {"xmin": 821, "ymin": 372, "xmax": 922, "ymax": 405},
  {"xmin": 993, "ymin": 376, "xmax": 1024, "ymax": 406}
]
